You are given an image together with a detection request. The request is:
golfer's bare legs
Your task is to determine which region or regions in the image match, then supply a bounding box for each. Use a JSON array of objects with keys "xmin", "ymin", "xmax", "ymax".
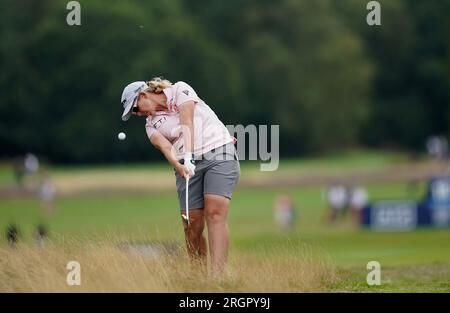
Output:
[
  {"xmin": 204, "ymin": 194, "xmax": 230, "ymax": 274},
  {"xmin": 181, "ymin": 209, "xmax": 207, "ymax": 265}
]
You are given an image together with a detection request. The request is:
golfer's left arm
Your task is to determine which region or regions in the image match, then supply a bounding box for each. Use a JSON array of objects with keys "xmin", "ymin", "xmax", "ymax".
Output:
[
  {"xmin": 178, "ymin": 100, "xmax": 195, "ymax": 156},
  {"xmin": 150, "ymin": 131, "xmax": 189, "ymax": 178},
  {"xmin": 150, "ymin": 132, "xmax": 180, "ymax": 168}
]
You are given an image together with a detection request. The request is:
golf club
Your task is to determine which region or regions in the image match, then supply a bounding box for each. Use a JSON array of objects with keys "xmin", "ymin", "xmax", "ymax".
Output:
[{"xmin": 182, "ymin": 176, "xmax": 190, "ymax": 225}]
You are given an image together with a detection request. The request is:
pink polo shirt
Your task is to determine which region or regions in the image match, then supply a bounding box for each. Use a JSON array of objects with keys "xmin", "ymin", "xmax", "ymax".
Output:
[{"xmin": 145, "ymin": 81, "xmax": 234, "ymax": 159}]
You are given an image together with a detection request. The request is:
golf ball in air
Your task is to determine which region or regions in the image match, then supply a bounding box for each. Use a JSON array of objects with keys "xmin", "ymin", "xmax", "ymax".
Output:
[{"xmin": 118, "ymin": 132, "xmax": 126, "ymax": 140}]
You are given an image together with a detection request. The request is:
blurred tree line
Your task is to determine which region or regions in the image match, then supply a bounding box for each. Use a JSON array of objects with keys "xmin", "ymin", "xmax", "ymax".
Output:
[{"xmin": 0, "ymin": 0, "xmax": 449, "ymax": 163}]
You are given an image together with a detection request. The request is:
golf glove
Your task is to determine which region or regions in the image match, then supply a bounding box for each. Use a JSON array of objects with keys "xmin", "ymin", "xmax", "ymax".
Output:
[{"xmin": 183, "ymin": 153, "xmax": 196, "ymax": 177}]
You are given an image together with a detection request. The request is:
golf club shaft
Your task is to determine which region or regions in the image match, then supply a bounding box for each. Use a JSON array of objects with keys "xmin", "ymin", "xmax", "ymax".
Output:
[{"xmin": 185, "ymin": 176, "xmax": 189, "ymax": 223}]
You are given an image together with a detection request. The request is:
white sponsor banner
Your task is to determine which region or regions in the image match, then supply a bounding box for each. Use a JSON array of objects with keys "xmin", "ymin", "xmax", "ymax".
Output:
[{"xmin": 371, "ymin": 200, "xmax": 418, "ymax": 231}]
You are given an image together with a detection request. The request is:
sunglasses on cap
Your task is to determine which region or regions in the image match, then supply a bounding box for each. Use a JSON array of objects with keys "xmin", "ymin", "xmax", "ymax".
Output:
[
  {"xmin": 131, "ymin": 98, "xmax": 140, "ymax": 113},
  {"xmin": 131, "ymin": 86, "xmax": 150, "ymax": 113},
  {"xmin": 132, "ymin": 103, "xmax": 139, "ymax": 113}
]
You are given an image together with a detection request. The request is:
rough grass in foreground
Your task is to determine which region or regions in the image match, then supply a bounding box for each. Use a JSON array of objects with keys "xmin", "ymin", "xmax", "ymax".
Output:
[{"xmin": 0, "ymin": 239, "xmax": 337, "ymax": 292}]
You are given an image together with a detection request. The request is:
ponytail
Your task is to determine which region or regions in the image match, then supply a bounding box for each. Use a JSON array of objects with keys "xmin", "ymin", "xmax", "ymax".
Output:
[{"xmin": 146, "ymin": 77, "xmax": 172, "ymax": 94}]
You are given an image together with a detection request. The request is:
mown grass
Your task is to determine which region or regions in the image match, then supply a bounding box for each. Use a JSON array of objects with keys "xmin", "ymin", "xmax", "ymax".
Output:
[
  {"xmin": 1, "ymin": 182, "xmax": 449, "ymax": 292},
  {"xmin": 332, "ymin": 262, "xmax": 450, "ymax": 292},
  {"xmin": 0, "ymin": 149, "xmax": 417, "ymax": 187},
  {"xmin": 0, "ymin": 151, "xmax": 449, "ymax": 292}
]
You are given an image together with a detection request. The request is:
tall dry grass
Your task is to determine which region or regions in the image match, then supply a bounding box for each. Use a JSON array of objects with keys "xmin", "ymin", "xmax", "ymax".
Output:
[{"xmin": 0, "ymin": 238, "xmax": 338, "ymax": 292}]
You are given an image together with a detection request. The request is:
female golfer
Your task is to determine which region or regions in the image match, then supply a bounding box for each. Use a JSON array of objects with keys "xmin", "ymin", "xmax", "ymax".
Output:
[{"xmin": 121, "ymin": 77, "xmax": 240, "ymax": 273}]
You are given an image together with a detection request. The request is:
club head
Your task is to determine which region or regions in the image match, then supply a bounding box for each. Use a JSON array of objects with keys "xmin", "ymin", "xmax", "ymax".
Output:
[{"xmin": 182, "ymin": 214, "xmax": 189, "ymax": 225}]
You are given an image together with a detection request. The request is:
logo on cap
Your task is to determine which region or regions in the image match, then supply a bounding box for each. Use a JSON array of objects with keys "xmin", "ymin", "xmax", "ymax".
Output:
[{"xmin": 134, "ymin": 84, "xmax": 146, "ymax": 93}]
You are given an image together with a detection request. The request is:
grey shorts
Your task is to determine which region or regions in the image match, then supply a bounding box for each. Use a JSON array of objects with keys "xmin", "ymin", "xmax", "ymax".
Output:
[{"xmin": 174, "ymin": 143, "xmax": 240, "ymax": 210}]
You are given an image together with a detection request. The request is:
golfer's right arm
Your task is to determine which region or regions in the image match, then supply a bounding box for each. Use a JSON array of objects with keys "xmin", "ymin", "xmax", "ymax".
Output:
[{"xmin": 150, "ymin": 132, "xmax": 189, "ymax": 178}]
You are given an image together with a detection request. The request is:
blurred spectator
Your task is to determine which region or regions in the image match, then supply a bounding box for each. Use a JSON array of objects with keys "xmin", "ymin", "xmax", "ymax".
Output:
[
  {"xmin": 36, "ymin": 174, "xmax": 56, "ymax": 244},
  {"xmin": 349, "ymin": 186, "xmax": 368, "ymax": 225},
  {"xmin": 274, "ymin": 194, "xmax": 295, "ymax": 231},
  {"xmin": 36, "ymin": 224, "xmax": 49, "ymax": 246},
  {"xmin": 23, "ymin": 153, "xmax": 40, "ymax": 191},
  {"xmin": 12, "ymin": 156, "xmax": 26, "ymax": 189},
  {"xmin": 38, "ymin": 174, "xmax": 56, "ymax": 215},
  {"xmin": 24, "ymin": 153, "xmax": 40, "ymax": 174},
  {"xmin": 325, "ymin": 183, "xmax": 349, "ymax": 222},
  {"xmin": 426, "ymin": 135, "xmax": 449, "ymax": 161},
  {"xmin": 6, "ymin": 224, "xmax": 19, "ymax": 247}
]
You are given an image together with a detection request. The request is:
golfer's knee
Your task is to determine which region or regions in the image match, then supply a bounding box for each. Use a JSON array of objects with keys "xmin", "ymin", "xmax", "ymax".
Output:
[
  {"xmin": 205, "ymin": 194, "xmax": 229, "ymax": 224},
  {"xmin": 206, "ymin": 206, "xmax": 227, "ymax": 225}
]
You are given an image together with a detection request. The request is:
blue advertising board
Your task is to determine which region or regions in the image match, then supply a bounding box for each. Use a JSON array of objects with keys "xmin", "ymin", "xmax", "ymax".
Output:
[
  {"xmin": 362, "ymin": 176, "xmax": 450, "ymax": 230},
  {"xmin": 423, "ymin": 176, "xmax": 450, "ymax": 227},
  {"xmin": 362, "ymin": 200, "xmax": 418, "ymax": 231}
]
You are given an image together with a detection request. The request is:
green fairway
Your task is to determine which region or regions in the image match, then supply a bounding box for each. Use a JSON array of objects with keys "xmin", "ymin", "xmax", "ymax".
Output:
[
  {"xmin": 0, "ymin": 150, "xmax": 417, "ymax": 187},
  {"xmin": 1, "ymin": 183, "xmax": 450, "ymax": 291},
  {"xmin": 1, "ymin": 153, "xmax": 449, "ymax": 292}
]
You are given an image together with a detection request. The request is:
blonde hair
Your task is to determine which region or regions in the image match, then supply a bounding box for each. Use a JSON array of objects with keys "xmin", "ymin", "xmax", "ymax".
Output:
[{"xmin": 145, "ymin": 77, "xmax": 172, "ymax": 94}]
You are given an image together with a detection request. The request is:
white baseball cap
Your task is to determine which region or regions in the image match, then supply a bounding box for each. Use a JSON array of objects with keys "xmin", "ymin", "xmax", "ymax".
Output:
[{"xmin": 121, "ymin": 81, "xmax": 149, "ymax": 121}]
